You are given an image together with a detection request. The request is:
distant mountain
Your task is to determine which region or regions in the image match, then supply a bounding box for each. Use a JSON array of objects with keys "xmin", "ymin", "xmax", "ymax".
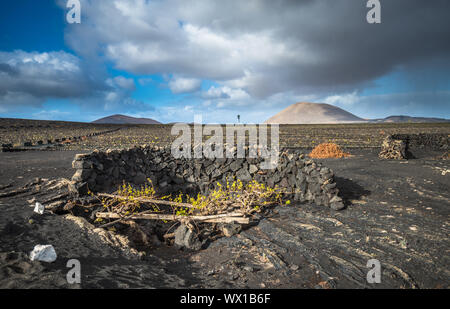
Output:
[
  {"xmin": 92, "ymin": 114, "xmax": 161, "ymax": 124},
  {"xmin": 264, "ymin": 102, "xmax": 365, "ymax": 124},
  {"xmin": 370, "ymin": 115, "xmax": 450, "ymax": 123},
  {"xmin": 264, "ymin": 102, "xmax": 449, "ymax": 124}
]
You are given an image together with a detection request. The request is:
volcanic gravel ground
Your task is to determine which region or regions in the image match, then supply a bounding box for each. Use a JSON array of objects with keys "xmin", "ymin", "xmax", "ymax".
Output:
[{"xmin": 0, "ymin": 149, "xmax": 448, "ymax": 288}]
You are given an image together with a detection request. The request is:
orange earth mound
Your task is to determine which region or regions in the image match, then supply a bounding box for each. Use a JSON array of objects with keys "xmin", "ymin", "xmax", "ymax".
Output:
[{"xmin": 309, "ymin": 143, "xmax": 351, "ymax": 159}]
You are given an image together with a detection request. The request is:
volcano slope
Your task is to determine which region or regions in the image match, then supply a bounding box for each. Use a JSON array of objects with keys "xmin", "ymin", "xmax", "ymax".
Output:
[{"xmin": 0, "ymin": 148, "xmax": 448, "ymax": 288}]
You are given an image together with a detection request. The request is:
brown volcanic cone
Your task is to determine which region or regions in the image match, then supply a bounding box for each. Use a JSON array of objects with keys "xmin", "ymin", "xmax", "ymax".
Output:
[
  {"xmin": 264, "ymin": 102, "xmax": 365, "ymax": 124},
  {"xmin": 92, "ymin": 114, "xmax": 161, "ymax": 124}
]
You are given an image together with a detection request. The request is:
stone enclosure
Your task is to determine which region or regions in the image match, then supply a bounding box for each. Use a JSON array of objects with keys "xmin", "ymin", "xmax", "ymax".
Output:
[{"xmin": 70, "ymin": 145, "xmax": 345, "ymax": 210}]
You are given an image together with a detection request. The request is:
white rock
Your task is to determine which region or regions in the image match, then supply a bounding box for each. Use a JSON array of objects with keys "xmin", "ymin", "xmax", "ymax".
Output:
[
  {"xmin": 29, "ymin": 245, "xmax": 57, "ymax": 262},
  {"xmin": 34, "ymin": 202, "xmax": 45, "ymax": 214}
]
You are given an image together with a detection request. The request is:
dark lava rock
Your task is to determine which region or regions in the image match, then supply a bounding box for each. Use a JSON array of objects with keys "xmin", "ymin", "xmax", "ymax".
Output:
[
  {"xmin": 174, "ymin": 224, "xmax": 202, "ymax": 250},
  {"xmin": 133, "ymin": 172, "xmax": 147, "ymax": 185},
  {"xmin": 329, "ymin": 195, "xmax": 345, "ymax": 210},
  {"xmin": 219, "ymin": 222, "xmax": 242, "ymax": 237}
]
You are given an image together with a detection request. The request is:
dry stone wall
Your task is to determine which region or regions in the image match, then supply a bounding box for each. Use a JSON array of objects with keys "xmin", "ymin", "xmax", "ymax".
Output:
[
  {"xmin": 379, "ymin": 133, "xmax": 449, "ymax": 159},
  {"xmin": 390, "ymin": 133, "xmax": 448, "ymax": 150},
  {"xmin": 379, "ymin": 136, "xmax": 407, "ymax": 159},
  {"xmin": 70, "ymin": 146, "xmax": 345, "ymax": 210}
]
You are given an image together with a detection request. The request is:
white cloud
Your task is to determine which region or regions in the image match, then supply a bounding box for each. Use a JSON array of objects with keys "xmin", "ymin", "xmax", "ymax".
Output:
[
  {"xmin": 113, "ymin": 76, "xmax": 136, "ymax": 91},
  {"xmin": 32, "ymin": 110, "xmax": 71, "ymax": 120},
  {"xmin": 105, "ymin": 91, "xmax": 119, "ymax": 102},
  {"xmin": 201, "ymin": 86, "xmax": 229, "ymax": 99},
  {"xmin": 62, "ymin": 1, "xmax": 330, "ymax": 99},
  {"xmin": 168, "ymin": 76, "xmax": 201, "ymax": 94},
  {"xmin": 323, "ymin": 91, "xmax": 359, "ymax": 106}
]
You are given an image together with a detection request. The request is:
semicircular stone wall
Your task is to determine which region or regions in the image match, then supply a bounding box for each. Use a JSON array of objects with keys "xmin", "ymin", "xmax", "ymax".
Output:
[{"xmin": 70, "ymin": 145, "xmax": 345, "ymax": 210}]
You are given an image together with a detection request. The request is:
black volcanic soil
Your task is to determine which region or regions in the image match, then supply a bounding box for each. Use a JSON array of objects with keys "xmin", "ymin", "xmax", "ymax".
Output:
[
  {"xmin": 0, "ymin": 150, "xmax": 88, "ymax": 188},
  {"xmin": 0, "ymin": 149, "xmax": 449, "ymax": 288}
]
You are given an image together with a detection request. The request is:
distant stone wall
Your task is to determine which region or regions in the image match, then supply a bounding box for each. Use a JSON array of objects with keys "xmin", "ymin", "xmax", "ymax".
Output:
[
  {"xmin": 70, "ymin": 146, "xmax": 344, "ymax": 210},
  {"xmin": 379, "ymin": 133, "xmax": 449, "ymax": 159},
  {"xmin": 1, "ymin": 128, "xmax": 121, "ymax": 152},
  {"xmin": 379, "ymin": 136, "xmax": 407, "ymax": 160},
  {"xmin": 391, "ymin": 133, "xmax": 449, "ymax": 150}
]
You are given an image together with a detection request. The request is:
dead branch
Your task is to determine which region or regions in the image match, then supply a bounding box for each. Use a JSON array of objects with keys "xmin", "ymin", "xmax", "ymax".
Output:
[
  {"xmin": 0, "ymin": 183, "xmax": 13, "ymax": 191},
  {"xmin": 42, "ymin": 193, "xmax": 70, "ymax": 205},
  {"xmin": 96, "ymin": 211, "xmax": 249, "ymax": 224},
  {"xmin": 0, "ymin": 187, "xmax": 31, "ymax": 198},
  {"xmin": 97, "ymin": 193, "xmax": 196, "ymax": 208},
  {"xmin": 163, "ymin": 232, "xmax": 175, "ymax": 239},
  {"xmin": 96, "ymin": 208, "xmax": 157, "ymax": 229}
]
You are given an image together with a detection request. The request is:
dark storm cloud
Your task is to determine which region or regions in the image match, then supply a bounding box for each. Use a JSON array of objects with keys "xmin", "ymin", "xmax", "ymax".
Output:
[
  {"xmin": 274, "ymin": 0, "xmax": 450, "ymax": 89},
  {"xmin": 0, "ymin": 51, "xmax": 109, "ymax": 108},
  {"xmin": 0, "ymin": 51, "xmax": 148, "ymax": 115},
  {"xmin": 0, "ymin": 63, "xmax": 18, "ymax": 76}
]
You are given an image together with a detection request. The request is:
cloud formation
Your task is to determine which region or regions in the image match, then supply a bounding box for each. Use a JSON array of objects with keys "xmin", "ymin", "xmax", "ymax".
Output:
[
  {"xmin": 65, "ymin": 0, "xmax": 450, "ymax": 101},
  {"xmin": 168, "ymin": 76, "xmax": 201, "ymax": 94},
  {"xmin": 2, "ymin": 0, "xmax": 450, "ymax": 121},
  {"xmin": 0, "ymin": 50, "xmax": 152, "ymax": 115},
  {"xmin": 0, "ymin": 50, "xmax": 105, "ymax": 108}
]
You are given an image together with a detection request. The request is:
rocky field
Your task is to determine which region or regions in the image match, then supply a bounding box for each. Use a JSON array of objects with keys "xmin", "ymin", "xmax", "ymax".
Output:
[
  {"xmin": 0, "ymin": 119, "xmax": 448, "ymax": 289},
  {"xmin": 1, "ymin": 118, "xmax": 449, "ymax": 151}
]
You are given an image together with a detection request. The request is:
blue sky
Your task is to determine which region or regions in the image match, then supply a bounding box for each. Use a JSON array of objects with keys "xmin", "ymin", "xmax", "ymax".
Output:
[{"xmin": 0, "ymin": 0, "xmax": 449, "ymax": 123}]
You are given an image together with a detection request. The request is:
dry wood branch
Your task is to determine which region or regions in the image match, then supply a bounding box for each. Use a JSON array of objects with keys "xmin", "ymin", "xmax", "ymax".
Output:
[
  {"xmin": 96, "ymin": 211, "xmax": 249, "ymax": 224},
  {"xmin": 42, "ymin": 193, "xmax": 70, "ymax": 205},
  {"xmin": 97, "ymin": 193, "xmax": 196, "ymax": 208},
  {"xmin": 97, "ymin": 208, "xmax": 158, "ymax": 229},
  {"xmin": 163, "ymin": 232, "xmax": 175, "ymax": 239},
  {"xmin": 0, "ymin": 183, "xmax": 13, "ymax": 191},
  {"xmin": 0, "ymin": 187, "xmax": 31, "ymax": 198}
]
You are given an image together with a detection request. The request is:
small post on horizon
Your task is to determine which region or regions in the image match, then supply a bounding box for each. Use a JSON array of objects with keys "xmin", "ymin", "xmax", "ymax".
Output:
[{"xmin": 237, "ymin": 114, "xmax": 240, "ymax": 124}]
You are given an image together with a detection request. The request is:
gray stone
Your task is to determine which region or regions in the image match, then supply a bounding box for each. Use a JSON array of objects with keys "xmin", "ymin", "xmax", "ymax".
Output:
[
  {"xmin": 329, "ymin": 195, "xmax": 345, "ymax": 210},
  {"xmin": 219, "ymin": 222, "xmax": 242, "ymax": 237},
  {"xmin": 308, "ymin": 183, "xmax": 321, "ymax": 195},
  {"xmin": 159, "ymin": 181, "xmax": 168, "ymax": 188},
  {"xmin": 279, "ymin": 178, "xmax": 289, "ymax": 188},
  {"xmin": 174, "ymin": 225, "xmax": 202, "ymax": 250},
  {"xmin": 74, "ymin": 154, "xmax": 90, "ymax": 160},
  {"xmin": 68, "ymin": 181, "xmax": 89, "ymax": 196},
  {"xmin": 287, "ymin": 173, "xmax": 296, "ymax": 186},
  {"xmin": 186, "ymin": 175, "xmax": 195, "ymax": 183},
  {"xmin": 230, "ymin": 160, "xmax": 243, "ymax": 172},
  {"xmin": 205, "ymin": 164, "xmax": 216, "ymax": 175},
  {"xmin": 112, "ymin": 167, "xmax": 119, "ymax": 178},
  {"xmin": 173, "ymin": 175, "xmax": 184, "ymax": 185},
  {"xmin": 249, "ymin": 164, "xmax": 258, "ymax": 174},
  {"xmin": 133, "ymin": 172, "xmax": 147, "ymax": 185},
  {"xmin": 72, "ymin": 160, "xmax": 93, "ymax": 169},
  {"xmin": 243, "ymin": 266, "xmax": 255, "ymax": 272},
  {"xmin": 236, "ymin": 167, "xmax": 251, "ymax": 182},
  {"xmin": 72, "ymin": 169, "xmax": 92, "ymax": 182},
  {"xmin": 290, "ymin": 264, "xmax": 299, "ymax": 271},
  {"xmin": 96, "ymin": 163, "xmax": 104, "ymax": 171},
  {"xmin": 330, "ymin": 201, "xmax": 345, "ymax": 210},
  {"xmin": 211, "ymin": 168, "xmax": 223, "ymax": 178}
]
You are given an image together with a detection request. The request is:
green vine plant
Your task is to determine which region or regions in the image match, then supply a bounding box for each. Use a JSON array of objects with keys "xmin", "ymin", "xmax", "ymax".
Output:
[{"xmin": 93, "ymin": 178, "xmax": 291, "ymax": 223}]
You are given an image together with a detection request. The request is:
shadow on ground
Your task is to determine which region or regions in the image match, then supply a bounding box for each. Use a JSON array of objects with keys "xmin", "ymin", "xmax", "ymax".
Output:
[{"xmin": 334, "ymin": 176, "xmax": 371, "ymax": 206}]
